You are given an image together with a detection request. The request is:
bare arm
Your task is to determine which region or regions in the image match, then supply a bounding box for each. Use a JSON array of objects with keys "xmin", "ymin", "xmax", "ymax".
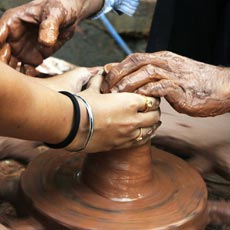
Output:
[
  {"xmin": 0, "ymin": 61, "xmax": 161, "ymax": 153},
  {"xmin": 0, "ymin": 61, "xmax": 74, "ymax": 144}
]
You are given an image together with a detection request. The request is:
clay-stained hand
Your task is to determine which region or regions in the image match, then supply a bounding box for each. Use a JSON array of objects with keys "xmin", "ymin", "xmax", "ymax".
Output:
[
  {"xmin": 0, "ymin": 0, "xmax": 103, "ymax": 70},
  {"xmin": 0, "ymin": 136, "xmax": 48, "ymax": 162},
  {"xmin": 66, "ymin": 74, "xmax": 161, "ymax": 153},
  {"xmin": 101, "ymin": 51, "xmax": 229, "ymax": 117}
]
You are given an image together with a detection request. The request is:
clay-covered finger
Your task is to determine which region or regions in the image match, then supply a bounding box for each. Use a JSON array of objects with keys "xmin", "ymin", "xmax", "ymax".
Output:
[
  {"xmin": 23, "ymin": 64, "xmax": 41, "ymax": 76},
  {"xmin": 38, "ymin": 25, "xmax": 75, "ymax": 60},
  {"xmin": 111, "ymin": 64, "xmax": 172, "ymax": 93},
  {"xmin": 102, "ymin": 52, "xmax": 173, "ymax": 92},
  {"xmin": 102, "ymin": 53, "xmax": 155, "ymax": 92},
  {"xmin": 9, "ymin": 56, "xmax": 19, "ymax": 69},
  {"xmin": 104, "ymin": 63, "xmax": 118, "ymax": 73},
  {"xmin": 0, "ymin": 21, "xmax": 9, "ymax": 45},
  {"xmin": 18, "ymin": 39, "xmax": 44, "ymax": 66},
  {"xmin": 39, "ymin": 3, "xmax": 66, "ymax": 46},
  {"xmin": 0, "ymin": 43, "xmax": 11, "ymax": 64}
]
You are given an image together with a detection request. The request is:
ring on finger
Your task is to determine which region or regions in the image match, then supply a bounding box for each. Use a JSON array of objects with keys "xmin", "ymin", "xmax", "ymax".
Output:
[
  {"xmin": 135, "ymin": 128, "xmax": 143, "ymax": 141},
  {"xmin": 143, "ymin": 96, "xmax": 153, "ymax": 112}
]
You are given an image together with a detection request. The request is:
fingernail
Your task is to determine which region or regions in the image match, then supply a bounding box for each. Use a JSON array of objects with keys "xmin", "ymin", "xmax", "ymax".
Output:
[
  {"xmin": 157, "ymin": 121, "xmax": 162, "ymax": 128},
  {"xmin": 89, "ymin": 69, "xmax": 104, "ymax": 75},
  {"xmin": 153, "ymin": 121, "xmax": 162, "ymax": 130}
]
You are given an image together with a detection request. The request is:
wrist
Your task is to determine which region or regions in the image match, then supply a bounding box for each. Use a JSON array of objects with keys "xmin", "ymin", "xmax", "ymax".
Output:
[
  {"xmin": 76, "ymin": 0, "xmax": 104, "ymax": 21},
  {"xmin": 91, "ymin": 0, "xmax": 140, "ymax": 19},
  {"xmin": 65, "ymin": 94, "xmax": 94, "ymax": 152},
  {"xmin": 45, "ymin": 92, "xmax": 75, "ymax": 145},
  {"xmin": 67, "ymin": 95, "xmax": 88, "ymax": 150},
  {"xmin": 45, "ymin": 91, "xmax": 93, "ymax": 152},
  {"xmin": 45, "ymin": 92, "xmax": 80, "ymax": 148}
]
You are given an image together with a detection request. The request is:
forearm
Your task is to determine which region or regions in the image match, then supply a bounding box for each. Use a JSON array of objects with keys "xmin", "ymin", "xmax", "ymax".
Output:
[
  {"xmin": 0, "ymin": 62, "xmax": 73, "ymax": 144},
  {"xmin": 75, "ymin": 0, "xmax": 104, "ymax": 21},
  {"xmin": 25, "ymin": 75, "xmax": 72, "ymax": 92}
]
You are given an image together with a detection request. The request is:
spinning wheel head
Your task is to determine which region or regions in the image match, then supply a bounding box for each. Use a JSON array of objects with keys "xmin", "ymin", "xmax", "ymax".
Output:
[{"xmin": 21, "ymin": 146, "xmax": 208, "ymax": 229}]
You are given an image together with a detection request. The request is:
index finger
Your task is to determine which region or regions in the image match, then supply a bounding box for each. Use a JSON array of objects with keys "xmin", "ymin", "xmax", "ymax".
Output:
[
  {"xmin": 102, "ymin": 53, "xmax": 167, "ymax": 92},
  {"xmin": 0, "ymin": 43, "xmax": 11, "ymax": 64},
  {"xmin": 0, "ymin": 22, "xmax": 9, "ymax": 45},
  {"xmin": 39, "ymin": 5, "xmax": 66, "ymax": 46}
]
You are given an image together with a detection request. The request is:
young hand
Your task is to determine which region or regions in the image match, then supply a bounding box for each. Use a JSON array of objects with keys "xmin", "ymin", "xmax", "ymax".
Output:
[{"xmin": 66, "ymin": 74, "xmax": 161, "ymax": 153}]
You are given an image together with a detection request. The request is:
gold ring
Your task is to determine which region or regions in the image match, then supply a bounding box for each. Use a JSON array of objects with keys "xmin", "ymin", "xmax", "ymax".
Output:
[
  {"xmin": 136, "ymin": 128, "xmax": 143, "ymax": 141},
  {"xmin": 144, "ymin": 96, "xmax": 153, "ymax": 112}
]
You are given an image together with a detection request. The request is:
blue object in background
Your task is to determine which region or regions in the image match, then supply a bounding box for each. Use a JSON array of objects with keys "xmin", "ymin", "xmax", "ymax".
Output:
[{"xmin": 100, "ymin": 14, "xmax": 133, "ymax": 55}]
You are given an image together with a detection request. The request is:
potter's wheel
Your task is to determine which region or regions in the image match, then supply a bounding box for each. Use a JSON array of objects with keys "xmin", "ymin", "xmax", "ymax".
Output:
[{"xmin": 20, "ymin": 145, "xmax": 207, "ymax": 229}]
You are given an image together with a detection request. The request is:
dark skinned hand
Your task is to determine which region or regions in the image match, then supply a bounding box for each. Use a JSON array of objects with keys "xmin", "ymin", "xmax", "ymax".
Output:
[
  {"xmin": 101, "ymin": 51, "xmax": 230, "ymax": 117},
  {"xmin": 0, "ymin": 0, "xmax": 103, "ymax": 74}
]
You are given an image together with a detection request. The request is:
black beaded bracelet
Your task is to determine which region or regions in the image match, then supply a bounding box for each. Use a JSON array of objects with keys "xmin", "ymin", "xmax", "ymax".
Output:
[{"xmin": 45, "ymin": 91, "xmax": 80, "ymax": 149}]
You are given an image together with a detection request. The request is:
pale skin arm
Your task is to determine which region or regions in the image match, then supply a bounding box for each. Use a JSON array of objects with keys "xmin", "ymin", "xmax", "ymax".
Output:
[
  {"xmin": 0, "ymin": 61, "xmax": 161, "ymax": 153},
  {"xmin": 0, "ymin": 65, "xmax": 101, "ymax": 161},
  {"xmin": 0, "ymin": 61, "xmax": 74, "ymax": 144}
]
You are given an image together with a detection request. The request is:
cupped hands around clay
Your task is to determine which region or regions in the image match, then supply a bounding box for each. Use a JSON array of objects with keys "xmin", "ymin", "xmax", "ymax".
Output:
[{"xmin": 66, "ymin": 73, "xmax": 161, "ymax": 153}]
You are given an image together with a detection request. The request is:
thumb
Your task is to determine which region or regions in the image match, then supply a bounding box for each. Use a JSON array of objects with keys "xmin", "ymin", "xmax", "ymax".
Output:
[
  {"xmin": 39, "ymin": 5, "xmax": 66, "ymax": 47},
  {"xmin": 0, "ymin": 43, "xmax": 11, "ymax": 64},
  {"xmin": 86, "ymin": 70, "xmax": 104, "ymax": 92},
  {"xmin": 39, "ymin": 18, "xmax": 60, "ymax": 46},
  {"xmin": 0, "ymin": 22, "xmax": 9, "ymax": 45}
]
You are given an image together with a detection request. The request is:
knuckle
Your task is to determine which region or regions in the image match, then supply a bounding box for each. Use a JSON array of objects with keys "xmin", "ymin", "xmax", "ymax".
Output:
[
  {"xmin": 107, "ymin": 67, "xmax": 120, "ymax": 80},
  {"xmin": 145, "ymin": 64, "xmax": 155, "ymax": 75},
  {"xmin": 126, "ymin": 96, "xmax": 139, "ymax": 111},
  {"xmin": 127, "ymin": 53, "xmax": 142, "ymax": 65}
]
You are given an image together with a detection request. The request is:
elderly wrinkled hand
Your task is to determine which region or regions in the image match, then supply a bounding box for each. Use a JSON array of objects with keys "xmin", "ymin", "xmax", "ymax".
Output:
[
  {"xmin": 101, "ymin": 51, "xmax": 229, "ymax": 117},
  {"xmin": 0, "ymin": 136, "xmax": 47, "ymax": 162}
]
